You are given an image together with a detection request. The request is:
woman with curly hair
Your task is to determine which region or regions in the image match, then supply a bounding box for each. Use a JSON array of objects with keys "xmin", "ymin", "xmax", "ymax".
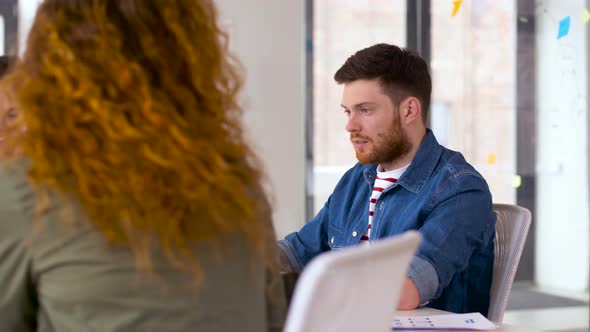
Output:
[
  {"xmin": 0, "ymin": 0, "xmax": 285, "ymax": 331},
  {"xmin": 0, "ymin": 55, "xmax": 18, "ymax": 146}
]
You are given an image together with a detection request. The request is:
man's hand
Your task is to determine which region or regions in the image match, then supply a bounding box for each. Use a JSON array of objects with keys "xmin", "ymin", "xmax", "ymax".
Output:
[{"xmin": 397, "ymin": 277, "xmax": 420, "ymax": 310}]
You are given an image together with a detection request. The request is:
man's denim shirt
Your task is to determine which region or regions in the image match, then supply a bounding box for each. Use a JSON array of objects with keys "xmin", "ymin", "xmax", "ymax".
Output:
[{"xmin": 278, "ymin": 130, "xmax": 496, "ymax": 315}]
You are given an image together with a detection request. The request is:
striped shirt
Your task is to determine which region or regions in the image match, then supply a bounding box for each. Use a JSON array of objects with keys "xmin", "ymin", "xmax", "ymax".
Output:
[{"xmin": 360, "ymin": 164, "xmax": 410, "ymax": 243}]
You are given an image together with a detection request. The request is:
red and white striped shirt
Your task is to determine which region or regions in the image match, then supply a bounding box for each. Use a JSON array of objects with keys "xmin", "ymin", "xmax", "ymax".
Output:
[{"xmin": 360, "ymin": 164, "xmax": 409, "ymax": 244}]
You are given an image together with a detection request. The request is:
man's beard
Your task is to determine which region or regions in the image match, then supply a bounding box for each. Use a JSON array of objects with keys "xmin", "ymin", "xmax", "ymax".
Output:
[{"xmin": 351, "ymin": 121, "xmax": 411, "ymax": 165}]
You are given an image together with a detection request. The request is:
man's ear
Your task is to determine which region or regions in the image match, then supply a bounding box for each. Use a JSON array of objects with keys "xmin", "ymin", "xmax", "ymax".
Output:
[{"xmin": 399, "ymin": 97, "xmax": 422, "ymax": 125}]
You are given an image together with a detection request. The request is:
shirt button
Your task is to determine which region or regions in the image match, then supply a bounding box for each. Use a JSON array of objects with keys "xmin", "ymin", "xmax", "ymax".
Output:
[{"xmin": 352, "ymin": 231, "xmax": 358, "ymax": 237}]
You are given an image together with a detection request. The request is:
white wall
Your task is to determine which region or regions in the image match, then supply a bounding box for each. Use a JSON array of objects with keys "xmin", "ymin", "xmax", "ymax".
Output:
[
  {"xmin": 216, "ymin": 0, "xmax": 306, "ymax": 238},
  {"xmin": 18, "ymin": 0, "xmax": 42, "ymax": 55},
  {"xmin": 535, "ymin": 0, "xmax": 589, "ymax": 291}
]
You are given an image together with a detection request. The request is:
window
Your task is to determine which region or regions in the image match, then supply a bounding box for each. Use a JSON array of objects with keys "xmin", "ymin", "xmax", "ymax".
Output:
[{"xmin": 312, "ymin": 0, "xmax": 406, "ymax": 213}]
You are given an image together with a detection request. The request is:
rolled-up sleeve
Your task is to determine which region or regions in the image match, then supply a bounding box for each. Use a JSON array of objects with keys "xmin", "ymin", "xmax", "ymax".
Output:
[
  {"xmin": 277, "ymin": 239, "xmax": 305, "ymax": 273},
  {"xmin": 407, "ymin": 255, "xmax": 439, "ymax": 305}
]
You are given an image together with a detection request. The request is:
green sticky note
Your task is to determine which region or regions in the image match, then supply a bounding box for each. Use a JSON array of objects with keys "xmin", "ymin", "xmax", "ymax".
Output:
[{"xmin": 512, "ymin": 175, "xmax": 522, "ymax": 188}]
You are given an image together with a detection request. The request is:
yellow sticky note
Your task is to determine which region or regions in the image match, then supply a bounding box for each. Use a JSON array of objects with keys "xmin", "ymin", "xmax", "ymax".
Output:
[
  {"xmin": 452, "ymin": 0, "xmax": 463, "ymax": 17},
  {"xmin": 487, "ymin": 153, "xmax": 497, "ymax": 165},
  {"xmin": 583, "ymin": 9, "xmax": 590, "ymax": 23},
  {"xmin": 512, "ymin": 175, "xmax": 522, "ymax": 188}
]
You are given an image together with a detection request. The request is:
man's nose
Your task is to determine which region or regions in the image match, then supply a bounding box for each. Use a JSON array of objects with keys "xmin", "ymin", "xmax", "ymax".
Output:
[{"xmin": 345, "ymin": 113, "xmax": 360, "ymax": 133}]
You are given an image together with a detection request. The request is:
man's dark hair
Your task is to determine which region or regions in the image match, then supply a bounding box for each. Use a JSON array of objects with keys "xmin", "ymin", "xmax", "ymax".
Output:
[
  {"xmin": 0, "ymin": 55, "xmax": 16, "ymax": 78},
  {"xmin": 334, "ymin": 43, "xmax": 432, "ymax": 124}
]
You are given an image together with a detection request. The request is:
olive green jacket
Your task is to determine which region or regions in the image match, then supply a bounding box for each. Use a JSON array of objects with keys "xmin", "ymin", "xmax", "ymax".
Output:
[{"xmin": 0, "ymin": 167, "xmax": 285, "ymax": 331}]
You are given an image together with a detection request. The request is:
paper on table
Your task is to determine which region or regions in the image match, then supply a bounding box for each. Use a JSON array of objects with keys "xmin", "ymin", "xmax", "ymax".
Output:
[{"xmin": 392, "ymin": 313, "xmax": 497, "ymax": 330}]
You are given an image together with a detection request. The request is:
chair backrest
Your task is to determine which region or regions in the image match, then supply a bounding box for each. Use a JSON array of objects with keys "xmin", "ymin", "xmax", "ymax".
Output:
[
  {"xmin": 488, "ymin": 203, "xmax": 531, "ymax": 323},
  {"xmin": 284, "ymin": 231, "xmax": 421, "ymax": 332}
]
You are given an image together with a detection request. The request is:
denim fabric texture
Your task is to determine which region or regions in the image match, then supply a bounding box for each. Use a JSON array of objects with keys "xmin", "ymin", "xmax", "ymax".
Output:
[{"xmin": 278, "ymin": 129, "xmax": 496, "ymax": 315}]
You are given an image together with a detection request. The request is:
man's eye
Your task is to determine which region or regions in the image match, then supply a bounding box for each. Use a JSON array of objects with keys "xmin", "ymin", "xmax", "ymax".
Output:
[
  {"xmin": 360, "ymin": 108, "xmax": 370, "ymax": 113},
  {"xmin": 343, "ymin": 109, "xmax": 351, "ymax": 116}
]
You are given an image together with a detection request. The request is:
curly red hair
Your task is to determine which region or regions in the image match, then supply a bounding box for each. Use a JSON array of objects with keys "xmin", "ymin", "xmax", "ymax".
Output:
[{"xmin": 6, "ymin": 0, "xmax": 275, "ymax": 282}]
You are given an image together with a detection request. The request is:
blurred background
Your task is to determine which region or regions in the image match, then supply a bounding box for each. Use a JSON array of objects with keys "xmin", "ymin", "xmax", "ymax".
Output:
[{"xmin": 7, "ymin": 1, "xmax": 589, "ymax": 331}]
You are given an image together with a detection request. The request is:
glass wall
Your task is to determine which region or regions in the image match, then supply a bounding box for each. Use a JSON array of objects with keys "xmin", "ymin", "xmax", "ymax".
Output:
[
  {"xmin": 430, "ymin": 0, "xmax": 517, "ymax": 204},
  {"xmin": 533, "ymin": 0, "xmax": 588, "ymax": 291},
  {"xmin": 312, "ymin": 0, "xmax": 406, "ymax": 212}
]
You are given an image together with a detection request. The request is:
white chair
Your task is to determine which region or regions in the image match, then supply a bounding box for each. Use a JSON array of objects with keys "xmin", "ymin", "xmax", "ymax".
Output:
[
  {"xmin": 488, "ymin": 203, "xmax": 532, "ymax": 323},
  {"xmin": 284, "ymin": 231, "xmax": 421, "ymax": 332}
]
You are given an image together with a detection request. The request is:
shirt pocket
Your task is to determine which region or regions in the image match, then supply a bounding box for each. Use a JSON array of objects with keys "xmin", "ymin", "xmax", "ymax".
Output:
[{"xmin": 327, "ymin": 223, "xmax": 346, "ymax": 249}]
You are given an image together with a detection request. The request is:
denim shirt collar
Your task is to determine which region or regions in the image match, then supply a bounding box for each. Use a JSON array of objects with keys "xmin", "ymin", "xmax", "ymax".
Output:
[{"xmin": 362, "ymin": 129, "xmax": 443, "ymax": 193}]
